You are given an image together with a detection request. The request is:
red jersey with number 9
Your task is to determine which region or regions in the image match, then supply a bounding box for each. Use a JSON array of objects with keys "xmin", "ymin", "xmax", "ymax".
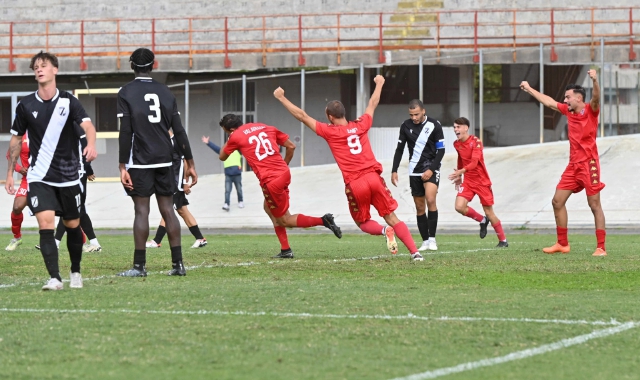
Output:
[
  {"xmin": 315, "ymin": 113, "xmax": 383, "ymax": 185},
  {"xmin": 223, "ymin": 123, "xmax": 290, "ymax": 185}
]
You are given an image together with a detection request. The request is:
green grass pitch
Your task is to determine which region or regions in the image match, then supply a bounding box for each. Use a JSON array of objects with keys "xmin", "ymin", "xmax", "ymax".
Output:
[{"xmin": 1, "ymin": 232, "xmax": 639, "ymax": 379}]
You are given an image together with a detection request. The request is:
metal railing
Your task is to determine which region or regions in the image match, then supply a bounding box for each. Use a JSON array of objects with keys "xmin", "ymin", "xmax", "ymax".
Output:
[{"xmin": 0, "ymin": 6, "xmax": 638, "ymax": 71}]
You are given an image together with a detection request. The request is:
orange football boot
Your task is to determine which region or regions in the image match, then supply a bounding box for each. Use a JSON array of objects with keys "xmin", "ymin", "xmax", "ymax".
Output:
[
  {"xmin": 592, "ymin": 248, "xmax": 607, "ymax": 257},
  {"xmin": 542, "ymin": 242, "xmax": 571, "ymax": 254}
]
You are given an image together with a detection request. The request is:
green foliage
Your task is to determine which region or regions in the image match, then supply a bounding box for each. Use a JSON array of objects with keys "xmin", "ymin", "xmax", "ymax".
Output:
[
  {"xmin": 475, "ymin": 64, "xmax": 503, "ymax": 103},
  {"xmin": 1, "ymin": 233, "xmax": 639, "ymax": 379}
]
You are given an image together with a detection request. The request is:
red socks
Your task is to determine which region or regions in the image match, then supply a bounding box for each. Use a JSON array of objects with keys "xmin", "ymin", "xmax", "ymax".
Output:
[
  {"xmin": 557, "ymin": 226, "xmax": 569, "ymax": 246},
  {"xmin": 11, "ymin": 212, "xmax": 23, "ymax": 239},
  {"xmin": 296, "ymin": 214, "xmax": 323, "ymax": 228},
  {"xmin": 274, "ymin": 226, "xmax": 290, "ymax": 250},
  {"xmin": 465, "ymin": 207, "xmax": 484, "ymax": 223},
  {"xmin": 359, "ymin": 220, "xmax": 384, "ymax": 236},
  {"xmin": 392, "ymin": 221, "xmax": 418, "ymax": 253},
  {"xmin": 596, "ymin": 229, "xmax": 606, "ymax": 250},
  {"xmin": 492, "ymin": 221, "xmax": 506, "ymax": 241}
]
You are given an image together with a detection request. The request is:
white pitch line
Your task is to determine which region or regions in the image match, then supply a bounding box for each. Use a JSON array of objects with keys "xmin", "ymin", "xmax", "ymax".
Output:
[
  {"xmin": 0, "ymin": 307, "xmax": 624, "ymax": 327},
  {"xmin": 391, "ymin": 322, "xmax": 638, "ymax": 380},
  {"xmin": 0, "ymin": 247, "xmax": 534, "ymax": 290}
]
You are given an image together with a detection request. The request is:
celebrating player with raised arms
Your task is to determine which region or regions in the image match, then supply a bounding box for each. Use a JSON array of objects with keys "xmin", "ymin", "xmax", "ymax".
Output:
[
  {"xmin": 448, "ymin": 117, "xmax": 508, "ymax": 247},
  {"xmin": 274, "ymin": 75, "xmax": 423, "ymax": 261},
  {"xmin": 219, "ymin": 114, "xmax": 342, "ymax": 259},
  {"xmin": 5, "ymin": 51, "xmax": 98, "ymax": 290},
  {"xmin": 118, "ymin": 47, "xmax": 197, "ymax": 277},
  {"xmin": 521, "ymin": 70, "xmax": 607, "ymax": 256}
]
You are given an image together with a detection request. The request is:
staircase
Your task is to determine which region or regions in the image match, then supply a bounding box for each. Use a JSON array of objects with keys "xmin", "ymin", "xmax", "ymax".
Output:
[{"xmin": 384, "ymin": 0, "xmax": 443, "ymax": 46}]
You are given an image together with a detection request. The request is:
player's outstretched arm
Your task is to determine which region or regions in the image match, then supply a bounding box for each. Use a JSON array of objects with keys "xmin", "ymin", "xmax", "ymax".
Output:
[
  {"xmin": 520, "ymin": 81, "xmax": 558, "ymax": 112},
  {"xmin": 79, "ymin": 120, "xmax": 98, "ymax": 162},
  {"xmin": 5, "ymin": 135, "xmax": 21, "ymax": 195},
  {"xmin": 589, "ymin": 69, "xmax": 600, "ymax": 112},
  {"xmin": 273, "ymin": 87, "xmax": 318, "ymax": 133},
  {"xmin": 282, "ymin": 139, "xmax": 296, "ymax": 165},
  {"xmin": 365, "ymin": 75, "xmax": 385, "ymax": 118}
]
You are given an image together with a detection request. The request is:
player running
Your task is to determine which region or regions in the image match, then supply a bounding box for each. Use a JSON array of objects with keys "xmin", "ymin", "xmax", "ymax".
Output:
[
  {"xmin": 448, "ymin": 117, "xmax": 508, "ymax": 247},
  {"xmin": 118, "ymin": 48, "xmax": 197, "ymax": 277},
  {"xmin": 5, "ymin": 51, "xmax": 98, "ymax": 290},
  {"xmin": 147, "ymin": 131, "xmax": 207, "ymax": 249},
  {"xmin": 274, "ymin": 75, "xmax": 424, "ymax": 261},
  {"xmin": 5, "ymin": 133, "xmax": 29, "ymax": 251},
  {"xmin": 218, "ymin": 114, "xmax": 342, "ymax": 259},
  {"xmin": 391, "ymin": 99, "xmax": 445, "ymax": 252},
  {"xmin": 521, "ymin": 70, "xmax": 607, "ymax": 256}
]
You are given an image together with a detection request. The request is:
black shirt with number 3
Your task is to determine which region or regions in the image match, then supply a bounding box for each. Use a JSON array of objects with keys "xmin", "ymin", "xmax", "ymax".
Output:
[{"xmin": 117, "ymin": 77, "xmax": 187, "ymax": 168}]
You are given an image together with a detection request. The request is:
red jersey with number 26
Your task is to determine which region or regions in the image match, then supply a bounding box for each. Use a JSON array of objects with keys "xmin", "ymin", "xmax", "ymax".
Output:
[
  {"xmin": 223, "ymin": 123, "xmax": 290, "ymax": 185},
  {"xmin": 315, "ymin": 113, "xmax": 383, "ymax": 185}
]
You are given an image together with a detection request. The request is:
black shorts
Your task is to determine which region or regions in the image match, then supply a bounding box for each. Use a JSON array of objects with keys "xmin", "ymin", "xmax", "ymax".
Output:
[
  {"xmin": 27, "ymin": 182, "xmax": 82, "ymax": 220},
  {"xmin": 125, "ymin": 166, "xmax": 176, "ymax": 198},
  {"xmin": 173, "ymin": 191, "xmax": 190, "ymax": 210},
  {"xmin": 410, "ymin": 169, "xmax": 441, "ymax": 197}
]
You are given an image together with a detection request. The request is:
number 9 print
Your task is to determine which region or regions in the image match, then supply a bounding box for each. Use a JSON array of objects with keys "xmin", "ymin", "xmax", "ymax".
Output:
[{"xmin": 347, "ymin": 135, "xmax": 362, "ymax": 154}]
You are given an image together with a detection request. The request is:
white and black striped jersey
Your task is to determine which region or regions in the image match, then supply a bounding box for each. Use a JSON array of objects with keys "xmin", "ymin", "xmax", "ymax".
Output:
[
  {"xmin": 392, "ymin": 116, "xmax": 445, "ymax": 176},
  {"xmin": 118, "ymin": 77, "xmax": 185, "ymax": 168},
  {"xmin": 11, "ymin": 89, "xmax": 90, "ymax": 186}
]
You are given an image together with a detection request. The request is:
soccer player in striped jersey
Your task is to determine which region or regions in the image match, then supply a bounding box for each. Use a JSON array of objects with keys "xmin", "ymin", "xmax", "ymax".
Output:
[
  {"xmin": 391, "ymin": 99, "xmax": 445, "ymax": 251},
  {"xmin": 448, "ymin": 117, "xmax": 508, "ymax": 247},
  {"xmin": 118, "ymin": 48, "xmax": 197, "ymax": 277},
  {"xmin": 274, "ymin": 75, "xmax": 423, "ymax": 261},
  {"xmin": 5, "ymin": 51, "xmax": 98, "ymax": 290}
]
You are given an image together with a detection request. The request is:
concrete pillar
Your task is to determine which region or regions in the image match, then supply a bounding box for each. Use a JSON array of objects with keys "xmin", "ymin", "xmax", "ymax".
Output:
[
  {"xmin": 458, "ymin": 65, "xmax": 475, "ymax": 134},
  {"xmin": 356, "ymin": 66, "xmax": 371, "ymax": 117}
]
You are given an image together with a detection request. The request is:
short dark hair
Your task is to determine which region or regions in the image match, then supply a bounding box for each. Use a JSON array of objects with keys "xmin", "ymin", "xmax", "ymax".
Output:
[
  {"xmin": 565, "ymin": 84, "xmax": 586, "ymax": 101},
  {"xmin": 219, "ymin": 114, "xmax": 243, "ymax": 130},
  {"xmin": 130, "ymin": 47, "xmax": 155, "ymax": 74},
  {"xmin": 325, "ymin": 100, "xmax": 345, "ymax": 119},
  {"xmin": 29, "ymin": 51, "xmax": 58, "ymax": 70},
  {"xmin": 408, "ymin": 99, "xmax": 424, "ymax": 110},
  {"xmin": 454, "ymin": 117, "xmax": 470, "ymax": 127}
]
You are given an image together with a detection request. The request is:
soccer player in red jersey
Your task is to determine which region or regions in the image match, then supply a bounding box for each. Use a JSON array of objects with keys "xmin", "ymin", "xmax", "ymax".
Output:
[
  {"xmin": 219, "ymin": 114, "xmax": 342, "ymax": 258},
  {"xmin": 520, "ymin": 69, "xmax": 607, "ymax": 257},
  {"xmin": 5, "ymin": 133, "xmax": 30, "ymax": 251},
  {"xmin": 448, "ymin": 117, "xmax": 508, "ymax": 247},
  {"xmin": 274, "ymin": 75, "xmax": 423, "ymax": 261}
]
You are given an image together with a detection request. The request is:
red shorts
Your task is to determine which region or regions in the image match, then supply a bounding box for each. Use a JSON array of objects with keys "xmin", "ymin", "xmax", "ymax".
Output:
[
  {"xmin": 262, "ymin": 171, "xmax": 291, "ymax": 218},
  {"xmin": 557, "ymin": 158, "xmax": 605, "ymax": 196},
  {"xmin": 345, "ymin": 171, "xmax": 398, "ymax": 224},
  {"xmin": 15, "ymin": 177, "xmax": 28, "ymax": 198},
  {"xmin": 457, "ymin": 182, "xmax": 494, "ymax": 206}
]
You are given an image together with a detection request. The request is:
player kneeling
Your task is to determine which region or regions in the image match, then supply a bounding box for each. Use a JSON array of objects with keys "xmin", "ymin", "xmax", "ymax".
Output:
[{"xmin": 448, "ymin": 117, "xmax": 508, "ymax": 247}]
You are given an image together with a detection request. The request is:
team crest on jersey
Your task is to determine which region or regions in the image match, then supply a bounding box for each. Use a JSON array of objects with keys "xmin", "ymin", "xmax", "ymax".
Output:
[
  {"xmin": 31, "ymin": 196, "xmax": 38, "ymax": 208},
  {"xmin": 32, "ymin": 111, "xmax": 38, "ymax": 118}
]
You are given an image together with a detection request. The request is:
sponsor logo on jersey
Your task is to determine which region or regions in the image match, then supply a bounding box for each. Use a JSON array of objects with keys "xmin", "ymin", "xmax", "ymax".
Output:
[
  {"xmin": 59, "ymin": 106, "xmax": 67, "ymax": 116},
  {"xmin": 32, "ymin": 111, "xmax": 38, "ymax": 118},
  {"xmin": 593, "ymin": 180, "xmax": 598, "ymax": 184},
  {"xmin": 590, "ymin": 159, "xmax": 596, "ymax": 164},
  {"xmin": 591, "ymin": 166, "xmax": 597, "ymax": 171},
  {"xmin": 347, "ymin": 128, "xmax": 357, "ymax": 134}
]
